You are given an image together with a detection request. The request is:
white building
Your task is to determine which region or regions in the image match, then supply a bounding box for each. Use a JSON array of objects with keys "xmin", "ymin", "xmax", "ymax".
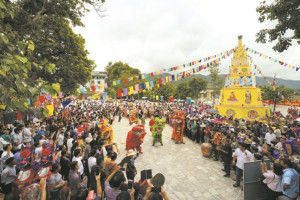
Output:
[{"xmin": 84, "ymin": 71, "xmax": 108, "ymax": 92}]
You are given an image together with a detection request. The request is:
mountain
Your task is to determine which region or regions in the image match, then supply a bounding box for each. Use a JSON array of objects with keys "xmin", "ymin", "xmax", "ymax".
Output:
[{"xmin": 167, "ymin": 74, "xmax": 300, "ymax": 89}]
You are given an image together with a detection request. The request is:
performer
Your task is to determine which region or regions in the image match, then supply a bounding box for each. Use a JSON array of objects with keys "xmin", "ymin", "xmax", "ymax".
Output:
[
  {"xmin": 126, "ymin": 124, "xmax": 147, "ymax": 154},
  {"xmin": 152, "ymin": 118, "xmax": 166, "ymax": 146},
  {"xmin": 172, "ymin": 114, "xmax": 185, "ymax": 144},
  {"xmin": 101, "ymin": 124, "xmax": 114, "ymax": 145},
  {"xmin": 149, "ymin": 116, "xmax": 156, "ymax": 132},
  {"xmin": 171, "ymin": 110, "xmax": 179, "ymax": 140}
]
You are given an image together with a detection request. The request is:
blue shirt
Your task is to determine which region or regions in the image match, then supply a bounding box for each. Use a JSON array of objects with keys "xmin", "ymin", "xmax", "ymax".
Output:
[
  {"xmin": 281, "ymin": 168, "xmax": 299, "ymax": 199},
  {"xmin": 14, "ymin": 151, "xmax": 21, "ymax": 171}
]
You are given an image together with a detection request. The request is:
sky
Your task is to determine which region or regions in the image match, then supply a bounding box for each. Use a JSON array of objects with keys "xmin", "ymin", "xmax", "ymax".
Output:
[{"xmin": 74, "ymin": 0, "xmax": 300, "ymax": 80}]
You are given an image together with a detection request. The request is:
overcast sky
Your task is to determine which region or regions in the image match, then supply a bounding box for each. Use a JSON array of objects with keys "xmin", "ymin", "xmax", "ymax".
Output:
[{"xmin": 74, "ymin": 0, "xmax": 300, "ymax": 80}]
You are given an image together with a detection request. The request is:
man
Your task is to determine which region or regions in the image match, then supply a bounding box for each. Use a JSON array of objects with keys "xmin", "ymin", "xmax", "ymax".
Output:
[
  {"xmin": 278, "ymin": 159, "xmax": 299, "ymax": 200},
  {"xmin": 265, "ymin": 128, "xmax": 276, "ymax": 146},
  {"xmin": 22, "ymin": 123, "xmax": 33, "ymax": 145},
  {"xmin": 69, "ymin": 161, "xmax": 82, "ymax": 200},
  {"xmin": 88, "ymin": 149, "xmax": 97, "ymax": 173},
  {"xmin": 72, "ymin": 148, "xmax": 85, "ymax": 176},
  {"xmin": 1, "ymin": 157, "xmax": 17, "ymax": 195},
  {"xmin": 274, "ymin": 125, "xmax": 281, "ymax": 141},
  {"xmin": 211, "ymin": 129, "xmax": 221, "ymax": 161},
  {"xmin": 232, "ymin": 142, "xmax": 254, "ymax": 187},
  {"xmin": 220, "ymin": 137, "xmax": 232, "ymax": 177}
]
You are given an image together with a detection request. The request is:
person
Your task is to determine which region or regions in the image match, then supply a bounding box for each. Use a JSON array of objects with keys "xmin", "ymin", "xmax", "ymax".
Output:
[
  {"xmin": 261, "ymin": 162, "xmax": 283, "ymax": 200},
  {"xmin": 219, "ymin": 138, "xmax": 232, "ymax": 177},
  {"xmin": 132, "ymin": 183, "xmax": 143, "ymax": 200},
  {"xmin": 144, "ymin": 186, "xmax": 170, "ymax": 200},
  {"xmin": 172, "ymin": 114, "xmax": 185, "ymax": 144},
  {"xmin": 88, "ymin": 149, "xmax": 97, "ymax": 173},
  {"xmin": 105, "ymin": 166, "xmax": 125, "ymax": 200},
  {"xmin": 265, "ymin": 128, "xmax": 276, "ymax": 146},
  {"xmin": 49, "ymin": 164, "xmax": 67, "ymax": 199},
  {"xmin": 232, "ymin": 142, "xmax": 254, "ymax": 187},
  {"xmin": 151, "ymin": 118, "xmax": 165, "ymax": 146},
  {"xmin": 126, "ymin": 125, "xmax": 147, "ymax": 153},
  {"xmin": 60, "ymin": 149, "xmax": 70, "ymax": 180},
  {"xmin": 126, "ymin": 150, "xmax": 137, "ymax": 181},
  {"xmin": 69, "ymin": 161, "xmax": 82, "ymax": 199},
  {"xmin": 72, "ymin": 148, "xmax": 85, "ymax": 176},
  {"xmin": 278, "ymin": 159, "xmax": 299, "ymax": 200},
  {"xmin": 1, "ymin": 157, "xmax": 17, "ymax": 195}
]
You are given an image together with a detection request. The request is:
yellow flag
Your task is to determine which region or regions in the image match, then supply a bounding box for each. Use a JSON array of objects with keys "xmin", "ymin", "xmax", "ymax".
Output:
[
  {"xmin": 156, "ymin": 96, "xmax": 159, "ymax": 100},
  {"xmin": 113, "ymin": 81, "xmax": 116, "ymax": 86},
  {"xmin": 156, "ymin": 71, "xmax": 160, "ymax": 75},
  {"xmin": 128, "ymin": 86, "xmax": 134, "ymax": 95},
  {"xmin": 46, "ymin": 105, "xmax": 54, "ymax": 116},
  {"xmin": 100, "ymin": 84, "xmax": 104, "ymax": 89},
  {"xmin": 145, "ymin": 82, "xmax": 150, "ymax": 89},
  {"xmin": 165, "ymin": 76, "xmax": 168, "ymax": 83},
  {"xmin": 52, "ymin": 94, "xmax": 57, "ymax": 99}
]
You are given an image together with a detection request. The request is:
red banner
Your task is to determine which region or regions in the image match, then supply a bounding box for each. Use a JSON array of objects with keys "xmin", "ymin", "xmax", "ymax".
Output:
[{"xmin": 264, "ymin": 99, "xmax": 300, "ymax": 107}]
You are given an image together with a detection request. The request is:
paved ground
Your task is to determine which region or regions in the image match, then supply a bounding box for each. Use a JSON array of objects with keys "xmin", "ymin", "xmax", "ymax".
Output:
[{"xmin": 113, "ymin": 118, "xmax": 243, "ymax": 200}]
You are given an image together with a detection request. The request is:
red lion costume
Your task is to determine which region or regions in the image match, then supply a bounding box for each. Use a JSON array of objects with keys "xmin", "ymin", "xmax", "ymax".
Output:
[
  {"xmin": 126, "ymin": 124, "xmax": 147, "ymax": 153},
  {"xmin": 172, "ymin": 111, "xmax": 185, "ymax": 144}
]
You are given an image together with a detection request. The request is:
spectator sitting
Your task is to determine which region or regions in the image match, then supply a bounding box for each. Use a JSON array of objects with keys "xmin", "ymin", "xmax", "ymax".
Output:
[{"xmin": 278, "ymin": 159, "xmax": 299, "ymax": 200}]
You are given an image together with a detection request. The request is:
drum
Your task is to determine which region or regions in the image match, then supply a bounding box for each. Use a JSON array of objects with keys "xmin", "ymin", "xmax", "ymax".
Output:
[{"xmin": 201, "ymin": 143, "xmax": 213, "ymax": 157}]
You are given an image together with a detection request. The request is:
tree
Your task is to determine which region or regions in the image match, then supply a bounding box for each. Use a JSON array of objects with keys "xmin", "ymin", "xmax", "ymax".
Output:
[
  {"xmin": 105, "ymin": 61, "xmax": 144, "ymax": 99},
  {"xmin": 208, "ymin": 63, "xmax": 224, "ymax": 98},
  {"xmin": 174, "ymin": 82, "xmax": 193, "ymax": 99},
  {"xmin": 0, "ymin": 0, "xmax": 59, "ymax": 115},
  {"xmin": 256, "ymin": 0, "xmax": 300, "ymax": 52},
  {"xmin": 188, "ymin": 77, "xmax": 208, "ymax": 99},
  {"xmin": 261, "ymin": 85, "xmax": 293, "ymax": 111},
  {"xmin": 4, "ymin": 0, "xmax": 101, "ymax": 95},
  {"xmin": 105, "ymin": 61, "xmax": 141, "ymax": 82},
  {"xmin": 155, "ymin": 83, "xmax": 176, "ymax": 99}
]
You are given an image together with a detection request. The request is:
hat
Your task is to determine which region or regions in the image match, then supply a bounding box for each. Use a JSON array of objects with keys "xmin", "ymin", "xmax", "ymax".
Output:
[
  {"xmin": 5, "ymin": 157, "xmax": 15, "ymax": 165},
  {"xmin": 200, "ymin": 123, "xmax": 206, "ymax": 128},
  {"xmin": 126, "ymin": 149, "xmax": 136, "ymax": 157},
  {"xmin": 85, "ymin": 137, "xmax": 93, "ymax": 143},
  {"xmin": 151, "ymin": 173, "xmax": 165, "ymax": 188}
]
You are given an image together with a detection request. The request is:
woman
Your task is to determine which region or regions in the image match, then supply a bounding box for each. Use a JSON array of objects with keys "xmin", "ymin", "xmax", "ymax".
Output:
[
  {"xmin": 49, "ymin": 164, "xmax": 67, "ymax": 199},
  {"xmin": 261, "ymin": 162, "xmax": 283, "ymax": 200}
]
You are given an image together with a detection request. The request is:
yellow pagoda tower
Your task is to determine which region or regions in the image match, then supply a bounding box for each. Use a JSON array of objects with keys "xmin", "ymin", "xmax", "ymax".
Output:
[{"xmin": 214, "ymin": 36, "xmax": 270, "ymax": 120}]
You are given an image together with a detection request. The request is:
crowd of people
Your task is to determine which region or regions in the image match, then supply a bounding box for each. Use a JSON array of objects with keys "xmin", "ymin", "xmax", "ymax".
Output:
[{"xmin": 0, "ymin": 99, "xmax": 299, "ymax": 200}]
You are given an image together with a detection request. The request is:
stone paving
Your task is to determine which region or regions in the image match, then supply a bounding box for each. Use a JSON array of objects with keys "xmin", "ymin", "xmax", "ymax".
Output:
[{"xmin": 113, "ymin": 118, "xmax": 243, "ymax": 200}]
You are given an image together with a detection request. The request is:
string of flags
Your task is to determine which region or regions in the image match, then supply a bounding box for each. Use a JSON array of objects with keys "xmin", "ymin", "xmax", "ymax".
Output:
[
  {"xmin": 253, "ymin": 63, "xmax": 285, "ymax": 100},
  {"xmin": 246, "ymin": 47, "xmax": 299, "ymax": 72},
  {"xmin": 109, "ymin": 52, "xmax": 233, "ymax": 98},
  {"xmin": 107, "ymin": 49, "xmax": 234, "ymax": 87},
  {"xmin": 82, "ymin": 50, "xmax": 234, "ymax": 93}
]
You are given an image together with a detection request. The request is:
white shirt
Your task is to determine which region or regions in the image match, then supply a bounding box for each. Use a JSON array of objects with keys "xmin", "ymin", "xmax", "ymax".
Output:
[
  {"xmin": 67, "ymin": 138, "xmax": 73, "ymax": 153},
  {"xmin": 88, "ymin": 157, "xmax": 97, "ymax": 173},
  {"xmin": 265, "ymin": 133, "xmax": 276, "ymax": 145},
  {"xmin": 263, "ymin": 170, "xmax": 282, "ymax": 192},
  {"xmin": 58, "ymin": 134, "xmax": 64, "ymax": 146},
  {"xmin": 233, "ymin": 148, "xmax": 254, "ymax": 170},
  {"xmin": 72, "ymin": 156, "xmax": 83, "ymax": 175},
  {"xmin": 0, "ymin": 138, "xmax": 9, "ymax": 151}
]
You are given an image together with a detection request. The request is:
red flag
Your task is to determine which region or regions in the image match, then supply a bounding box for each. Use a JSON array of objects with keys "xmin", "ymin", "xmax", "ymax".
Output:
[
  {"xmin": 91, "ymin": 85, "xmax": 96, "ymax": 91},
  {"xmin": 124, "ymin": 79, "xmax": 128, "ymax": 84},
  {"xmin": 17, "ymin": 110, "xmax": 23, "ymax": 121},
  {"xmin": 158, "ymin": 78, "xmax": 162, "ymax": 85},
  {"xmin": 117, "ymin": 89, "xmax": 122, "ymax": 98}
]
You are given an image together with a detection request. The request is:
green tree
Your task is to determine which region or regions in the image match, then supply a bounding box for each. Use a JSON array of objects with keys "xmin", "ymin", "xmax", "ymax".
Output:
[
  {"xmin": 155, "ymin": 83, "xmax": 175, "ymax": 99},
  {"xmin": 174, "ymin": 82, "xmax": 192, "ymax": 99},
  {"xmin": 5, "ymin": 0, "xmax": 100, "ymax": 95},
  {"xmin": 256, "ymin": 0, "xmax": 300, "ymax": 52},
  {"xmin": 188, "ymin": 77, "xmax": 208, "ymax": 98},
  {"xmin": 208, "ymin": 63, "xmax": 224, "ymax": 98},
  {"xmin": 105, "ymin": 61, "xmax": 144, "ymax": 99},
  {"xmin": 0, "ymin": 0, "xmax": 59, "ymax": 116},
  {"xmin": 261, "ymin": 85, "xmax": 293, "ymax": 111}
]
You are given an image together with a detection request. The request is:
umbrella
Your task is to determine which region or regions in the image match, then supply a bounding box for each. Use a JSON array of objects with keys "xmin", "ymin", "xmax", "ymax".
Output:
[
  {"xmin": 211, "ymin": 120, "xmax": 223, "ymax": 124},
  {"xmin": 203, "ymin": 101, "xmax": 212, "ymax": 105},
  {"xmin": 206, "ymin": 109, "xmax": 218, "ymax": 114}
]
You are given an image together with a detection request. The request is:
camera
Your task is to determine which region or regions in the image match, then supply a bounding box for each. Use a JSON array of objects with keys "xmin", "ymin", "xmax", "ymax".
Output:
[{"xmin": 151, "ymin": 187, "xmax": 161, "ymax": 193}]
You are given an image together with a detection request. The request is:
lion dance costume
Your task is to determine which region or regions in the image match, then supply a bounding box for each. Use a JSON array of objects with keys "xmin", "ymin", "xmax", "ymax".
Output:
[
  {"xmin": 172, "ymin": 111, "xmax": 185, "ymax": 144},
  {"xmin": 152, "ymin": 118, "xmax": 165, "ymax": 146},
  {"xmin": 126, "ymin": 124, "xmax": 147, "ymax": 153}
]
